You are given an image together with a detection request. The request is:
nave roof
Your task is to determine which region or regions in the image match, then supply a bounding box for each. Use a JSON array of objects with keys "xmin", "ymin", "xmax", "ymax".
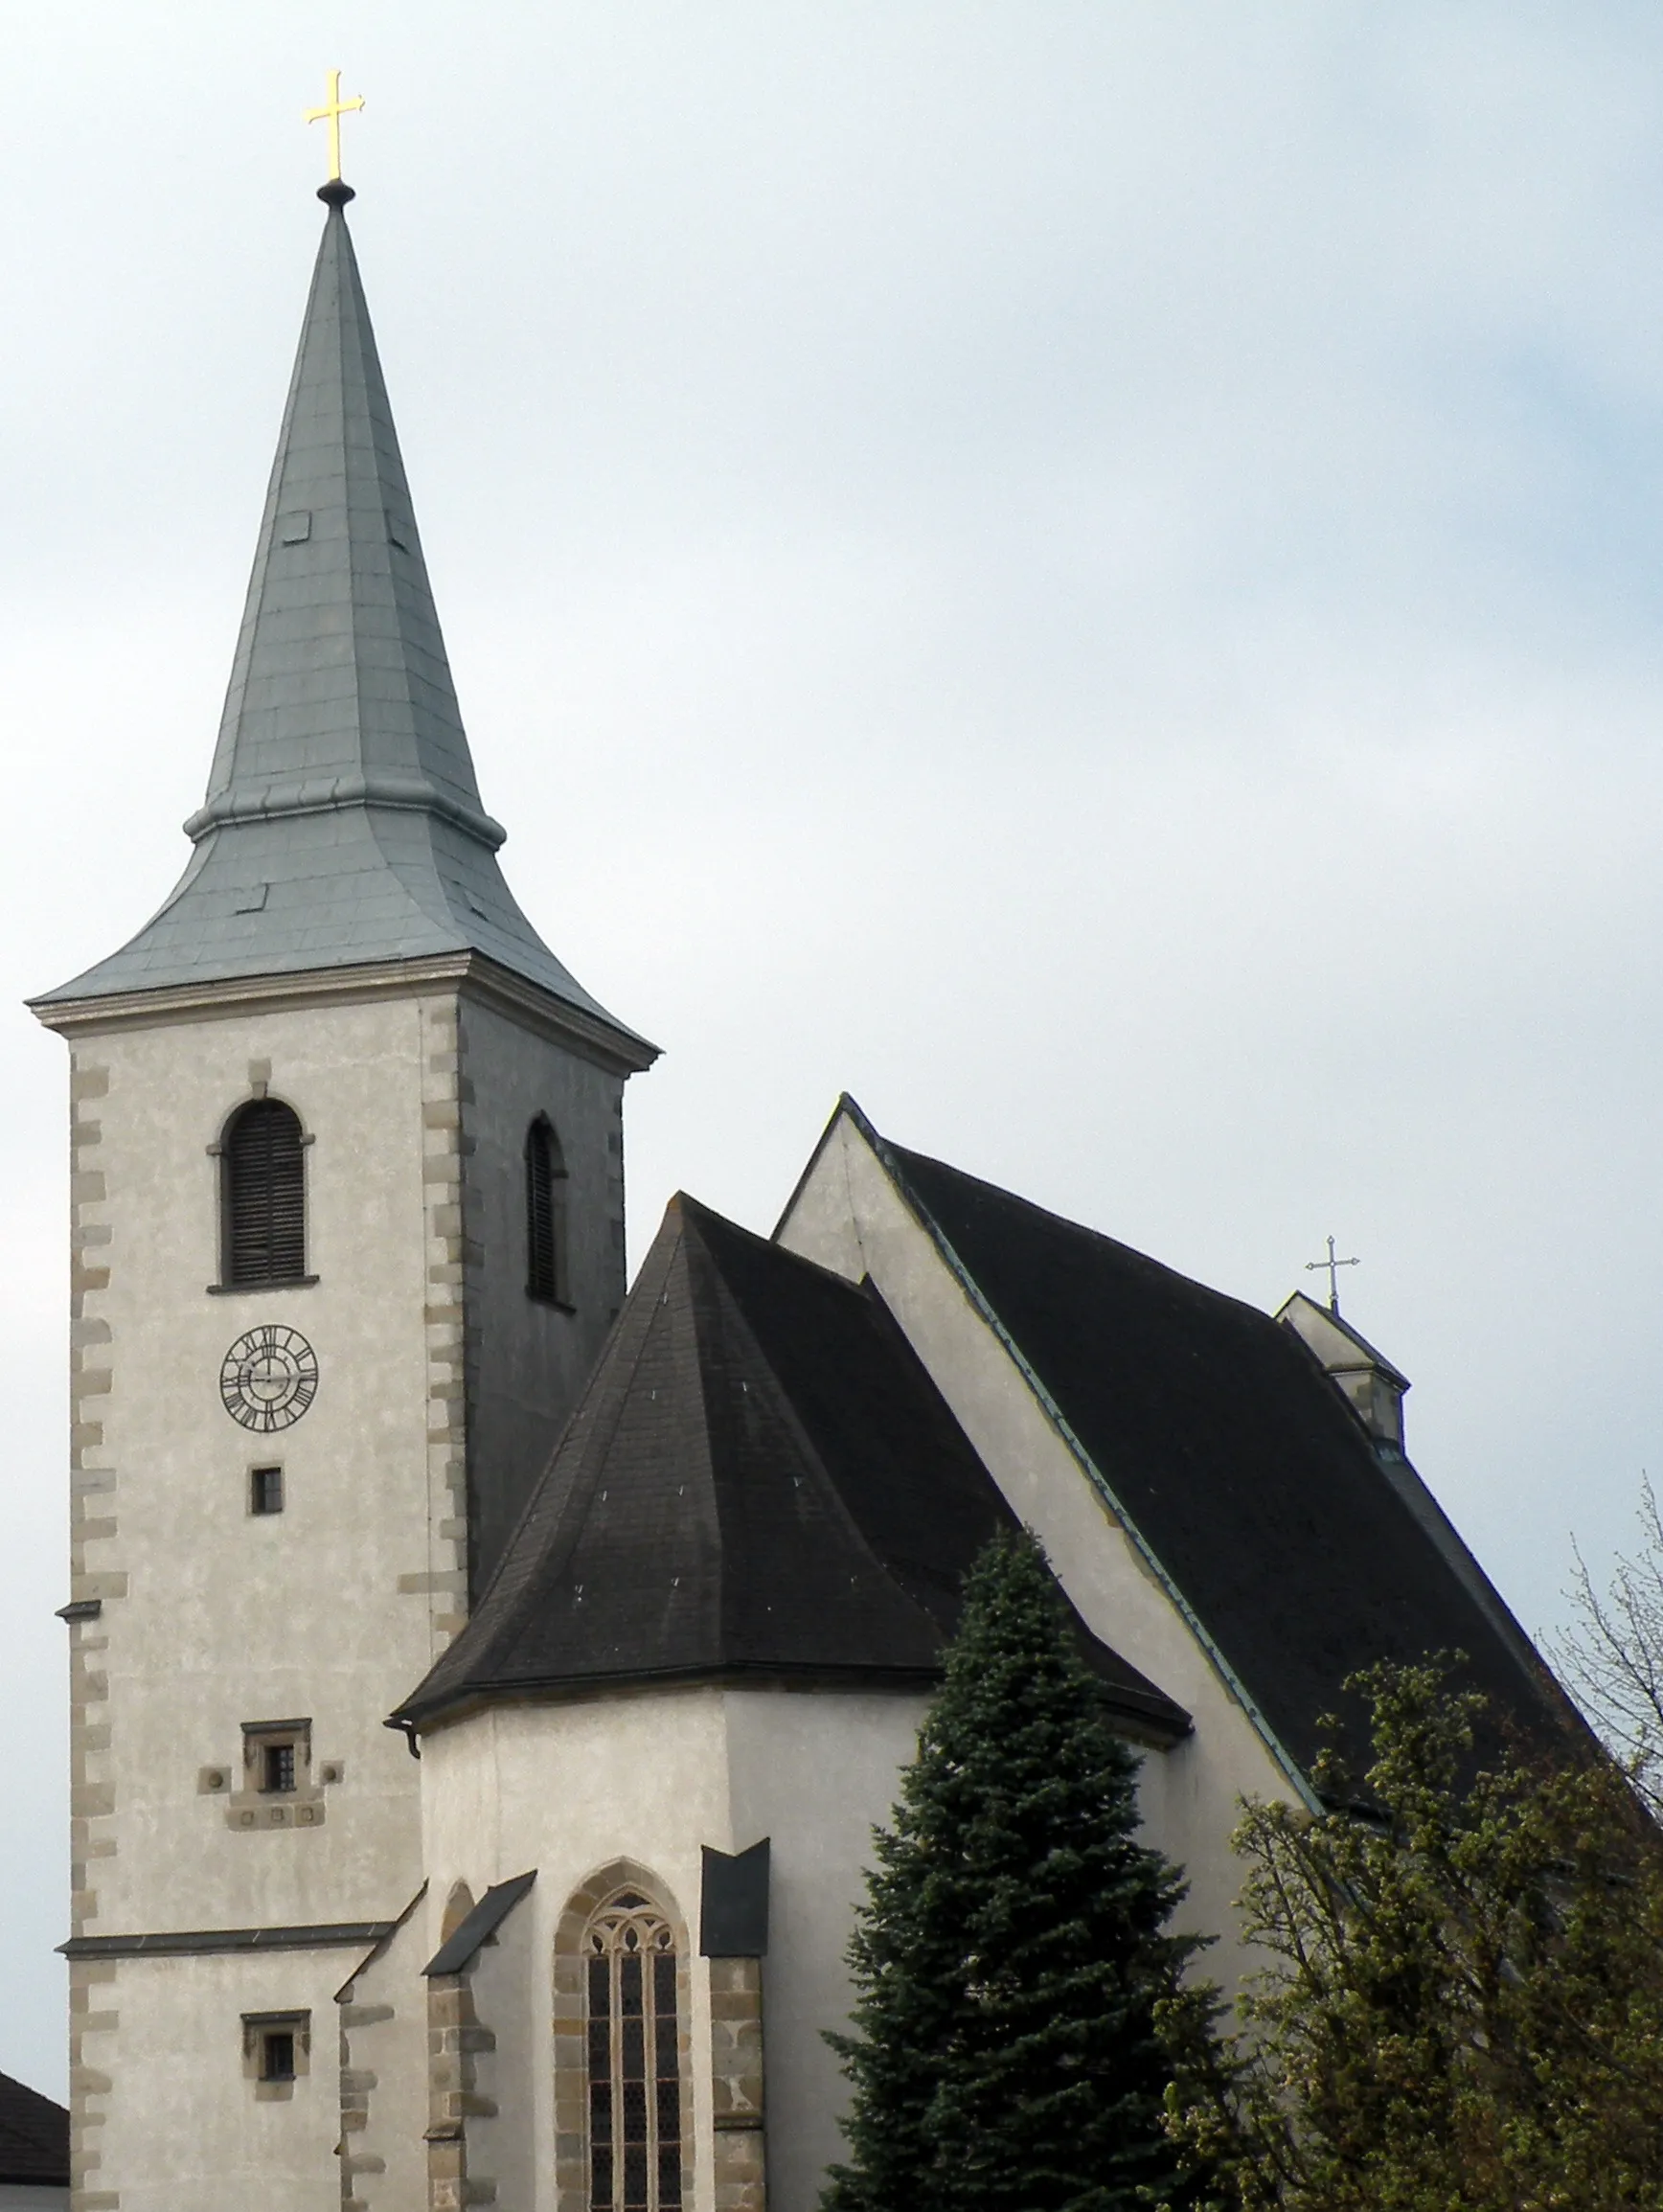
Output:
[
  {"xmin": 842, "ymin": 1100, "xmax": 1576, "ymax": 1786},
  {"xmin": 0, "ymin": 2065, "xmax": 68, "ymax": 2187}
]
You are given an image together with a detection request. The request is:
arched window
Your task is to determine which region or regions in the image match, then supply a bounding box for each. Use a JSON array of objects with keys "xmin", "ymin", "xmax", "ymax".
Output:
[
  {"xmin": 220, "ymin": 1099, "xmax": 307, "ymax": 1287},
  {"xmin": 553, "ymin": 1867, "xmax": 691, "ymax": 2212},
  {"xmin": 583, "ymin": 1892, "xmax": 681, "ymax": 2212},
  {"xmin": 525, "ymin": 1115, "xmax": 570, "ymax": 1307}
]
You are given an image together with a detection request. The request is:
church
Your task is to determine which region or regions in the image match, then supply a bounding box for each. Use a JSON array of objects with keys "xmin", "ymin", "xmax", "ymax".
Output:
[{"xmin": 29, "ymin": 169, "xmax": 1570, "ymax": 2212}]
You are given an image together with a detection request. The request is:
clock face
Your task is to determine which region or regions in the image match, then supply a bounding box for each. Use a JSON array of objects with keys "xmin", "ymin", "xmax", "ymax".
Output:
[{"xmin": 219, "ymin": 1325, "xmax": 319, "ymax": 1434}]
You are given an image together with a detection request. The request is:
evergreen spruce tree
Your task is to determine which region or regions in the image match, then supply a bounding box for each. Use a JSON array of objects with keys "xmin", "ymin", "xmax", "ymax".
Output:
[{"xmin": 824, "ymin": 1529, "xmax": 1211, "ymax": 2212}]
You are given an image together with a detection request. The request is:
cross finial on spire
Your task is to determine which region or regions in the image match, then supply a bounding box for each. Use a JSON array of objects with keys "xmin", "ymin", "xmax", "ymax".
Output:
[
  {"xmin": 306, "ymin": 70, "xmax": 365, "ymax": 199},
  {"xmin": 1305, "ymin": 1235, "xmax": 1359, "ymax": 1314}
]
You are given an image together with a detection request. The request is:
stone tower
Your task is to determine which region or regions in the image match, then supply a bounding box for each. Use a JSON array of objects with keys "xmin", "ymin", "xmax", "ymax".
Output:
[{"xmin": 30, "ymin": 182, "xmax": 654, "ymax": 2212}]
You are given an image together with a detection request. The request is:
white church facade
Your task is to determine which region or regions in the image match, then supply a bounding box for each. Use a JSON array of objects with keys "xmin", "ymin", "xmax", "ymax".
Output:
[{"xmin": 30, "ymin": 182, "xmax": 1570, "ymax": 2212}]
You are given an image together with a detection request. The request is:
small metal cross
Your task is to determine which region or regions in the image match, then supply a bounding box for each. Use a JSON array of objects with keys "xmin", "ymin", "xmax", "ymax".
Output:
[
  {"xmin": 1306, "ymin": 1235, "xmax": 1359, "ymax": 1314},
  {"xmin": 306, "ymin": 69, "xmax": 366, "ymax": 185}
]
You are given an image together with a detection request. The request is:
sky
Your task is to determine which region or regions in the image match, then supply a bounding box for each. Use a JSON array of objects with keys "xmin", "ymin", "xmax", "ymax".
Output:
[{"xmin": 4, "ymin": 0, "xmax": 1663, "ymax": 2093}]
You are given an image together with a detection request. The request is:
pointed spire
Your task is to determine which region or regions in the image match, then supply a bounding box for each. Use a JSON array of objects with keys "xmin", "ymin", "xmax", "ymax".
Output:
[
  {"xmin": 188, "ymin": 199, "xmax": 497, "ymax": 854},
  {"xmin": 36, "ymin": 200, "xmax": 652, "ymax": 1064}
]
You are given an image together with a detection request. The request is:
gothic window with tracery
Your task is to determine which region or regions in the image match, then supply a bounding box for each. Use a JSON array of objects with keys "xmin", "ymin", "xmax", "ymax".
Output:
[{"xmin": 585, "ymin": 1891, "xmax": 682, "ymax": 2212}]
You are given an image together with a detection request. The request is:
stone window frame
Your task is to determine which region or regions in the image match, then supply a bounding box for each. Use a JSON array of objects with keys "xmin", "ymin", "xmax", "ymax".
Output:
[
  {"xmin": 245, "ymin": 1717, "xmax": 308, "ymax": 1795},
  {"xmin": 207, "ymin": 1087, "xmax": 318, "ymax": 1294},
  {"xmin": 553, "ymin": 1861, "xmax": 695, "ymax": 2212},
  {"xmin": 217, "ymin": 1718, "xmax": 330, "ymax": 1831},
  {"xmin": 242, "ymin": 2008, "xmax": 309, "ymax": 2102}
]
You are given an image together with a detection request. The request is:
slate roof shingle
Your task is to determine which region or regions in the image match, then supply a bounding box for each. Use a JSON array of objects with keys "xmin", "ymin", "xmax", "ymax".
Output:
[
  {"xmin": 0, "ymin": 2065, "xmax": 68, "ymax": 2187},
  {"xmin": 859, "ymin": 1108, "xmax": 1576, "ymax": 1782},
  {"xmin": 398, "ymin": 1195, "xmax": 1188, "ymax": 1742}
]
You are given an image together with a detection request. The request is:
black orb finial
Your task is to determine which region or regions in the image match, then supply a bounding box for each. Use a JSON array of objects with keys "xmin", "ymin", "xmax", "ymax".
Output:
[{"xmin": 318, "ymin": 178, "xmax": 356, "ymax": 209}]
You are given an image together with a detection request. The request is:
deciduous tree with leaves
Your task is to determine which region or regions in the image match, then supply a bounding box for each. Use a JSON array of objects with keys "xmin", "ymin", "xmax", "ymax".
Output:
[
  {"xmin": 1554, "ymin": 1474, "xmax": 1663, "ymax": 1816},
  {"xmin": 1165, "ymin": 1657, "xmax": 1663, "ymax": 2212},
  {"xmin": 823, "ymin": 1529, "xmax": 1214, "ymax": 2212}
]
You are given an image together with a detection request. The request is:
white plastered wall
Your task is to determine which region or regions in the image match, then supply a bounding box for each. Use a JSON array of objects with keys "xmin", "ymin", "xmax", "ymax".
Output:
[
  {"xmin": 336, "ymin": 1910, "xmax": 431, "ymax": 2212},
  {"xmin": 83, "ymin": 1950, "xmax": 348, "ymax": 2212},
  {"xmin": 776, "ymin": 1111, "xmax": 1297, "ymax": 1988},
  {"xmin": 56, "ymin": 966, "xmax": 646, "ymax": 2212},
  {"xmin": 418, "ymin": 1683, "xmax": 929, "ymax": 2212},
  {"xmin": 70, "ymin": 992, "xmax": 457, "ymax": 1944},
  {"xmin": 421, "ymin": 1690, "xmax": 731, "ymax": 2212},
  {"xmin": 723, "ymin": 1689, "xmax": 926, "ymax": 2212},
  {"xmin": 60, "ymin": 987, "xmax": 467, "ymax": 2212}
]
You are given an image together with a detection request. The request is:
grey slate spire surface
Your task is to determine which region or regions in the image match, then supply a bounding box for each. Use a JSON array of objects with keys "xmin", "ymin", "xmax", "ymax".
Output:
[{"xmin": 36, "ymin": 194, "xmax": 649, "ymax": 1054}]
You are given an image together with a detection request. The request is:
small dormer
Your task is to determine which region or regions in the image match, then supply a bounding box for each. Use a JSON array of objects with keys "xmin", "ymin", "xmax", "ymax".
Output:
[{"xmin": 1276, "ymin": 1289, "xmax": 1409, "ymax": 1451}]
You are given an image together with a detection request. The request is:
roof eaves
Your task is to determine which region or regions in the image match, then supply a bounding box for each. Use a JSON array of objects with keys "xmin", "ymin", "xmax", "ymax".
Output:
[
  {"xmin": 30, "ymin": 946, "xmax": 659, "ymax": 1074},
  {"xmin": 868, "ymin": 1124, "xmax": 1320, "ymax": 1812},
  {"xmin": 391, "ymin": 1657, "xmax": 954, "ymax": 1735}
]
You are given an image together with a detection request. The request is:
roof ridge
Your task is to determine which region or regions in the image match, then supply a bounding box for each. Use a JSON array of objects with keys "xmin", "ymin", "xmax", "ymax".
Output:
[
  {"xmin": 453, "ymin": 1214, "xmax": 700, "ymax": 1670},
  {"xmin": 676, "ymin": 1202, "xmax": 945, "ymax": 1651}
]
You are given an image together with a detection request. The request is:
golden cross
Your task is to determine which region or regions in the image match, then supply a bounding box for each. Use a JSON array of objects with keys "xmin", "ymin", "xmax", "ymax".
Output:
[{"xmin": 305, "ymin": 70, "xmax": 365, "ymax": 185}]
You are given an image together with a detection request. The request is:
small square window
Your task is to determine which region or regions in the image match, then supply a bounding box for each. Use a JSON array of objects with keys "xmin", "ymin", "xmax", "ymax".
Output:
[
  {"xmin": 242, "ymin": 1719, "xmax": 309, "ymax": 1799},
  {"xmin": 250, "ymin": 1466, "xmax": 284, "ymax": 1516},
  {"xmin": 243, "ymin": 2009, "xmax": 309, "ymax": 2097}
]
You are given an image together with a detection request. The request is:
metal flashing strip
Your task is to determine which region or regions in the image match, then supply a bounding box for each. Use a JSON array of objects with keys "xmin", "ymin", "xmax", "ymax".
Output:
[
  {"xmin": 60, "ymin": 1920, "xmax": 397, "ymax": 1960},
  {"xmin": 853, "ymin": 1102, "xmax": 1322, "ymax": 1814},
  {"xmin": 421, "ymin": 1870, "xmax": 537, "ymax": 1977},
  {"xmin": 700, "ymin": 1839, "xmax": 770, "ymax": 1958},
  {"xmin": 182, "ymin": 770, "xmax": 508, "ymax": 851}
]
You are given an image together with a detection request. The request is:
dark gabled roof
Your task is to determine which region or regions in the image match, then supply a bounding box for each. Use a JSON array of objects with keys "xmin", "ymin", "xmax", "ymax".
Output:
[
  {"xmin": 0, "ymin": 2066, "xmax": 68, "ymax": 2186},
  {"xmin": 398, "ymin": 1196, "xmax": 1187, "ymax": 1742},
  {"xmin": 852, "ymin": 1108, "xmax": 1574, "ymax": 1784}
]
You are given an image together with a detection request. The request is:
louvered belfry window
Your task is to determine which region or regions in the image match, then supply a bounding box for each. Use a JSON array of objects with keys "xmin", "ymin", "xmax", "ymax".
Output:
[
  {"xmin": 526, "ymin": 1115, "xmax": 570, "ymax": 1306},
  {"xmin": 222, "ymin": 1099, "xmax": 307, "ymax": 1287},
  {"xmin": 585, "ymin": 1893, "xmax": 682, "ymax": 2212}
]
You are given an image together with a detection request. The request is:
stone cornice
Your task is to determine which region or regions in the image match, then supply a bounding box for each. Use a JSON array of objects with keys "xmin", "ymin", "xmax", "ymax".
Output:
[
  {"xmin": 61, "ymin": 1920, "xmax": 399, "ymax": 1959},
  {"xmin": 30, "ymin": 951, "xmax": 660, "ymax": 1075}
]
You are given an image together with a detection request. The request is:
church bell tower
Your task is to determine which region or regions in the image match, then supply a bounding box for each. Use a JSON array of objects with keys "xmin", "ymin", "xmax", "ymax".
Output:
[{"xmin": 31, "ymin": 169, "xmax": 655, "ymax": 2211}]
